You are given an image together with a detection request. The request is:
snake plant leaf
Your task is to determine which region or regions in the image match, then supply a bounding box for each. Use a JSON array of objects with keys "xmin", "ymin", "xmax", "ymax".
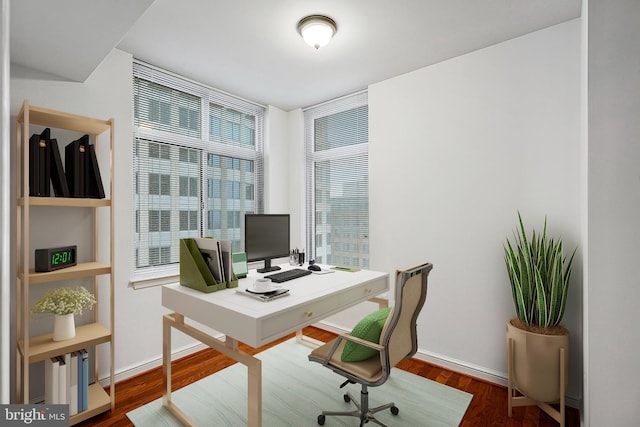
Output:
[
  {"xmin": 505, "ymin": 241, "xmax": 528, "ymax": 323},
  {"xmin": 504, "ymin": 212, "xmax": 576, "ymax": 328},
  {"xmin": 534, "ymin": 266, "xmax": 548, "ymax": 327}
]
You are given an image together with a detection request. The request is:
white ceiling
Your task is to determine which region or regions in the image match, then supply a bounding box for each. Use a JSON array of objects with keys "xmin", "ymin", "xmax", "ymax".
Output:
[{"xmin": 11, "ymin": 0, "xmax": 581, "ymax": 111}]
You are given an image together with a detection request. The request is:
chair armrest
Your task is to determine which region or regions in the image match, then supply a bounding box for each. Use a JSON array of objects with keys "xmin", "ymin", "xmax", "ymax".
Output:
[
  {"xmin": 338, "ymin": 333, "xmax": 384, "ymax": 351},
  {"xmin": 321, "ymin": 332, "xmax": 385, "ymax": 364}
]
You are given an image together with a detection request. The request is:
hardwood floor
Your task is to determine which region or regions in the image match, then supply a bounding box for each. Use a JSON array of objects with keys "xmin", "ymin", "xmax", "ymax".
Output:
[{"xmin": 78, "ymin": 326, "xmax": 580, "ymax": 426}]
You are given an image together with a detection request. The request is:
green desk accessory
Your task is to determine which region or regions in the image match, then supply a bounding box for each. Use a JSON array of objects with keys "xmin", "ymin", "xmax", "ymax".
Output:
[{"xmin": 232, "ymin": 252, "xmax": 248, "ymax": 278}]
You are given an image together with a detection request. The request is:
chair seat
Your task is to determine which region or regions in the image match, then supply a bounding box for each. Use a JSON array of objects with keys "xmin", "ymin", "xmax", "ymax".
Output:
[{"xmin": 309, "ymin": 338, "xmax": 384, "ymax": 384}]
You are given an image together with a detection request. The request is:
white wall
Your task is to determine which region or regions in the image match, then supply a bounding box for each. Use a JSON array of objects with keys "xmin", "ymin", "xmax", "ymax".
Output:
[
  {"xmin": 586, "ymin": 0, "xmax": 640, "ymax": 424},
  {"xmin": 265, "ymin": 105, "xmax": 290, "ymax": 214},
  {"xmin": 367, "ymin": 20, "xmax": 582, "ymax": 399}
]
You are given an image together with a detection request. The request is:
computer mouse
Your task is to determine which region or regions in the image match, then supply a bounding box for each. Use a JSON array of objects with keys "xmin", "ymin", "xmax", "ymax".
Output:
[{"xmin": 308, "ymin": 265, "xmax": 321, "ymax": 271}]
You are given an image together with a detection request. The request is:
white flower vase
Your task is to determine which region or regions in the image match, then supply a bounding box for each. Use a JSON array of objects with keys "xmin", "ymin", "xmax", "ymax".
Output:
[{"xmin": 53, "ymin": 314, "xmax": 75, "ymax": 341}]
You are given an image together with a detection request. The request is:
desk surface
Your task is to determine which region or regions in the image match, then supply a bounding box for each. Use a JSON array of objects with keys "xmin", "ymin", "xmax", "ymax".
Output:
[{"xmin": 162, "ymin": 265, "xmax": 389, "ymax": 347}]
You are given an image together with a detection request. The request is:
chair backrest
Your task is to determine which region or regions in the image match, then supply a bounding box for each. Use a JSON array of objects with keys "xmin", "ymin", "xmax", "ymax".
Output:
[{"xmin": 380, "ymin": 262, "xmax": 432, "ymax": 370}]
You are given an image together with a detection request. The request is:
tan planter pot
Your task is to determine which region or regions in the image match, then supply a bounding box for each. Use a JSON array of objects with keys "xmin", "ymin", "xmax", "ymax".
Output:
[{"xmin": 506, "ymin": 319, "xmax": 569, "ymax": 403}]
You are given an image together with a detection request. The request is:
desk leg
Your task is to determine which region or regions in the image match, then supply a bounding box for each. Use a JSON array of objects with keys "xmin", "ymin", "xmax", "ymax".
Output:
[
  {"xmin": 229, "ymin": 336, "xmax": 262, "ymax": 427},
  {"xmin": 370, "ymin": 296, "xmax": 389, "ymax": 309},
  {"xmin": 163, "ymin": 313, "xmax": 262, "ymax": 427},
  {"xmin": 162, "ymin": 313, "xmax": 171, "ymax": 407},
  {"xmin": 295, "ymin": 329, "xmax": 320, "ymax": 348},
  {"xmin": 163, "ymin": 314, "xmax": 196, "ymax": 426}
]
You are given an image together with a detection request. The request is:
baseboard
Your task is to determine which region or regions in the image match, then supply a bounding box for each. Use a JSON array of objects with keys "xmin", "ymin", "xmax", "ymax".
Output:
[
  {"xmin": 98, "ymin": 340, "xmax": 211, "ymax": 387},
  {"xmin": 315, "ymin": 321, "xmax": 582, "ymax": 410}
]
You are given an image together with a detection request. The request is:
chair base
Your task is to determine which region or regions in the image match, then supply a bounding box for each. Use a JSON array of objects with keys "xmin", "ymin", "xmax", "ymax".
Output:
[{"xmin": 317, "ymin": 386, "xmax": 399, "ymax": 426}]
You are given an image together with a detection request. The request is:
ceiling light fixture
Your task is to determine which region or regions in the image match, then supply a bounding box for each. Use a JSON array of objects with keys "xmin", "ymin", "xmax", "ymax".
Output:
[{"xmin": 297, "ymin": 15, "xmax": 337, "ymax": 50}]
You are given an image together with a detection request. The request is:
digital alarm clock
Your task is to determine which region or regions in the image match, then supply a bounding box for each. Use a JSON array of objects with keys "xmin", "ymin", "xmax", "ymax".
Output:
[{"xmin": 35, "ymin": 245, "xmax": 77, "ymax": 272}]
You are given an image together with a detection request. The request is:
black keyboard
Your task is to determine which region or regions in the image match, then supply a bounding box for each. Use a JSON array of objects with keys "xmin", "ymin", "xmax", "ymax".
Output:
[{"xmin": 265, "ymin": 268, "xmax": 312, "ymax": 283}]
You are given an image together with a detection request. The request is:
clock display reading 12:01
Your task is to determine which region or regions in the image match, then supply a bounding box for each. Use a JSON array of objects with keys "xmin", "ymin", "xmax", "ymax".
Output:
[{"xmin": 35, "ymin": 245, "xmax": 77, "ymax": 272}]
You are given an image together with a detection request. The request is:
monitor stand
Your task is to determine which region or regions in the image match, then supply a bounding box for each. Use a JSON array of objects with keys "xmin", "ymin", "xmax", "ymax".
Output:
[{"xmin": 257, "ymin": 259, "xmax": 281, "ymax": 274}]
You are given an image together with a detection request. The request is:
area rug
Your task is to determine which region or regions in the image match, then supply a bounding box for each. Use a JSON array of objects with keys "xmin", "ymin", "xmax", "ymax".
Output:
[{"xmin": 127, "ymin": 338, "xmax": 472, "ymax": 426}]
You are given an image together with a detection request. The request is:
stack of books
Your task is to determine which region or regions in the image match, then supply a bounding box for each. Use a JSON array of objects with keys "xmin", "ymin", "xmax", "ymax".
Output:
[
  {"xmin": 28, "ymin": 127, "xmax": 104, "ymax": 198},
  {"xmin": 44, "ymin": 349, "xmax": 89, "ymax": 415}
]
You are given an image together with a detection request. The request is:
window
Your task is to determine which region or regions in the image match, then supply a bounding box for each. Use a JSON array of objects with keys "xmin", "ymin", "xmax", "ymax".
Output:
[
  {"xmin": 133, "ymin": 62, "xmax": 264, "ymax": 279},
  {"xmin": 305, "ymin": 92, "xmax": 369, "ymax": 268}
]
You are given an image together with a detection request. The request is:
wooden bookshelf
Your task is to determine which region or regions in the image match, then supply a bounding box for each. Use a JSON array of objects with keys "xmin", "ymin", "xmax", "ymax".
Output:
[{"xmin": 15, "ymin": 100, "xmax": 115, "ymax": 424}]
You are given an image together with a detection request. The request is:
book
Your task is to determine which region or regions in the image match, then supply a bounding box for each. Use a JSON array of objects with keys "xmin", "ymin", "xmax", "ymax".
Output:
[
  {"xmin": 28, "ymin": 131, "xmax": 51, "ymax": 196},
  {"xmin": 57, "ymin": 355, "xmax": 67, "ymax": 405},
  {"xmin": 65, "ymin": 135, "xmax": 89, "ymax": 197},
  {"xmin": 44, "ymin": 356, "xmax": 60, "ymax": 404},
  {"xmin": 219, "ymin": 240, "xmax": 233, "ymax": 282},
  {"xmin": 195, "ymin": 238, "xmax": 224, "ymax": 284},
  {"xmin": 49, "ymin": 138, "xmax": 70, "ymax": 197},
  {"xmin": 40, "ymin": 129, "xmax": 52, "ymax": 196},
  {"xmin": 69, "ymin": 352, "xmax": 79, "ymax": 415},
  {"xmin": 75, "ymin": 350, "xmax": 83, "ymax": 412},
  {"xmin": 64, "ymin": 353, "xmax": 72, "ymax": 406},
  {"xmin": 86, "ymin": 144, "xmax": 105, "ymax": 198},
  {"xmin": 216, "ymin": 240, "xmax": 226, "ymax": 283},
  {"xmin": 79, "ymin": 349, "xmax": 89, "ymax": 411}
]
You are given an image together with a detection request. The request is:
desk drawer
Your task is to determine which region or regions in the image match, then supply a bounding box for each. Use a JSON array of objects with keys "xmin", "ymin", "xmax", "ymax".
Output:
[
  {"xmin": 340, "ymin": 278, "xmax": 388, "ymax": 305},
  {"xmin": 261, "ymin": 296, "xmax": 337, "ymax": 339},
  {"xmin": 260, "ymin": 278, "xmax": 388, "ymax": 341}
]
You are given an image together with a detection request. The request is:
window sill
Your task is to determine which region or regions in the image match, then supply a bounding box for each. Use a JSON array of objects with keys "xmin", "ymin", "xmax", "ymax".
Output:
[{"xmin": 129, "ymin": 265, "xmax": 179, "ymax": 290}]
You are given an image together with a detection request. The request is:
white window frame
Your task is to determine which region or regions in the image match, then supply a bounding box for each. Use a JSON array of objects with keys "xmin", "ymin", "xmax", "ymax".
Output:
[
  {"xmin": 304, "ymin": 91, "xmax": 369, "ymax": 268},
  {"xmin": 130, "ymin": 61, "xmax": 265, "ymax": 288}
]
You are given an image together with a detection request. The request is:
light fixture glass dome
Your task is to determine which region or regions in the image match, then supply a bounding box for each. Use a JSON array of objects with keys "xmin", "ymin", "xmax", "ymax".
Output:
[{"xmin": 297, "ymin": 15, "xmax": 337, "ymax": 50}]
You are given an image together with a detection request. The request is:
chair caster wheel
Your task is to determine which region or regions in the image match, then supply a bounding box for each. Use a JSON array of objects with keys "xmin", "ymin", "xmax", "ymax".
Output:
[
  {"xmin": 391, "ymin": 405, "xmax": 399, "ymax": 415},
  {"xmin": 343, "ymin": 393, "xmax": 351, "ymax": 402},
  {"xmin": 318, "ymin": 414, "xmax": 326, "ymax": 425}
]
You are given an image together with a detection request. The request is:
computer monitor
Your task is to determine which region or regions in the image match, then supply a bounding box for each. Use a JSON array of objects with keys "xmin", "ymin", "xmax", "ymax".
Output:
[{"xmin": 244, "ymin": 214, "xmax": 290, "ymax": 273}]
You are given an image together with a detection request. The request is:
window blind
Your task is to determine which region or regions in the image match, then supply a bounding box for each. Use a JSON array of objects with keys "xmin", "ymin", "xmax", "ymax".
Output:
[
  {"xmin": 133, "ymin": 61, "xmax": 265, "ymax": 283},
  {"xmin": 304, "ymin": 92, "xmax": 369, "ymax": 268}
]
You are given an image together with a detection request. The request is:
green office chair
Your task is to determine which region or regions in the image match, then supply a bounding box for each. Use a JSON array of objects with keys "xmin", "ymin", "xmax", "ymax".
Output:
[{"xmin": 308, "ymin": 262, "xmax": 433, "ymax": 426}]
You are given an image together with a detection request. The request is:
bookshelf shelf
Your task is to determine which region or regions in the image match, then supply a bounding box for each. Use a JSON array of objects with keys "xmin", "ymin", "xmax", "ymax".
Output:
[
  {"xmin": 15, "ymin": 100, "xmax": 115, "ymax": 424},
  {"xmin": 18, "ymin": 196, "xmax": 111, "ymax": 208},
  {"xmin": 69, "ymin": 384, "xmax": 111, "ymax": 424},
  {"xmin": 17, "ymin": 104, "xmax": 112, "ymax": 135},
  {"xmin": 20, "ymin": 262, "xmax": 112, "ymax": 284},
  {"xmin": 18, "ymin": 323, "xmax": 112, "ymax": 364}
]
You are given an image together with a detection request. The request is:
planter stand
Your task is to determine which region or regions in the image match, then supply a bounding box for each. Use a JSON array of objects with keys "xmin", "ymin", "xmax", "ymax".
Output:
[{"xmin": 508, "ymin": 337, "xmax": 566, "ymax": 427}]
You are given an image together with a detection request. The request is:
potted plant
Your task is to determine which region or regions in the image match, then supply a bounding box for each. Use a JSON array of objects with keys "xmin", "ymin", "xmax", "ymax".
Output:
[
  {"xmin": 504, "ymin": 212, "xmax": 576, "ymax": 425},
  {"xmin": 31, "ymin": 286, "xmax": 96, "ymax": 341}
]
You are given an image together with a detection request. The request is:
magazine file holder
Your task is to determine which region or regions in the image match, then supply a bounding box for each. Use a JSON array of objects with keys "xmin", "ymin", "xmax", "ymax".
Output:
[
  {"xmin": 180, "ymin": 238, "xmax": 226, "ymax": 293},
  {"xmin": 180, "ymin": 238, "xmax": 239, "ymax": 292}
]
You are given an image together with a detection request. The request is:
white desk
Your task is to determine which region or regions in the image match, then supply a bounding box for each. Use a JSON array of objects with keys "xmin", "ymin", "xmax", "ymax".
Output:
[{"xmin": 161, "ymin": 265, "xmax": 389, "ymax": 427}]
